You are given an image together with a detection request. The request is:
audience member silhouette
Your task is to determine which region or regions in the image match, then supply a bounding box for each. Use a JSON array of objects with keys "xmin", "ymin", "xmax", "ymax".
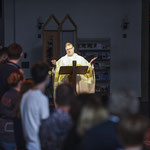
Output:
[
  {"xmin": 77, "ymin": 93, "xmax": 108, "ymax": 136},
  {"xmin": 63, "ymin": 93, "xmax": 107, "ymax": 150},
  {"xmin": 80, "ymin": 89, "xmax": 139, "ymax": 150},
  {"xmin": 0, "ymin": 43, "xmax": 23, "ymax": 100}
]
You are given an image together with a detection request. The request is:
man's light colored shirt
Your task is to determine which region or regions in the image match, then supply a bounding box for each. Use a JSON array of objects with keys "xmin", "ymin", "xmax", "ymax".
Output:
[{"xmin": 21, "ymin": 89, "xmax": 50, "ymax": 150}]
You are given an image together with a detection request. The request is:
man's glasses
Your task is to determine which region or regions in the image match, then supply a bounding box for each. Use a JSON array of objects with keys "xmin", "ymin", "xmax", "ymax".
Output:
[{"xmin": 66, "ymin": 46, "xmax": 73, "ymax": 51}]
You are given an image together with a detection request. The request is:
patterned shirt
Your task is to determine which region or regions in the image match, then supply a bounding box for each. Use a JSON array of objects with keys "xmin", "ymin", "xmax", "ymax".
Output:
[{"xmin": 39, "ymin": 108, "xmax": 72, "ymax": 150}]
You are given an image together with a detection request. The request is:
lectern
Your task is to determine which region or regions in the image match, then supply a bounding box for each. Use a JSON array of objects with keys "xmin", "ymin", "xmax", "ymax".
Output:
[{"xmin": 59, "ymin": 61, "xmax": 88, "ymax": 93}]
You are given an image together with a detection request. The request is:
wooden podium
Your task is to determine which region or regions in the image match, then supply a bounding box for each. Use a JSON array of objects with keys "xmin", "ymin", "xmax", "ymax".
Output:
[{"xmin": 59, "ymin": 61, "xmax": 88, "ymax": 93}]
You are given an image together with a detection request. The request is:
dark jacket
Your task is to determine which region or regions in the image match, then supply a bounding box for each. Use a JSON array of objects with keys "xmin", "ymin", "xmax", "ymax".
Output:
[
  {"xmin": 80, "ymin": 120, "xmax": 121, "ymax": 150},
  {"xmin": 39, "ymin": 109, "xmax": 72, "ymax": 150},
  {"xmin": 0, "ymin": 89, "xmax": 19, "ymax": 142},
  {"xmin": 0, "ymin": 61, "xmax": 20, "ymax": 100}
]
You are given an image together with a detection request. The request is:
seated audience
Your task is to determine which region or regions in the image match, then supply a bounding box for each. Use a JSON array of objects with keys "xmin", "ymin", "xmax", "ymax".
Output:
[
  {"xmin": 20, "ymin": 61, "xmax": 50, "ymax": 150},
  {"xmin": 39, "ymin": 83, "xmax": 75, "ymax": 150},
  {"xmin": 0, "ymin": 71, "xmax": 24, "ymax": 150},
  {"xmin": 119, "ymin": 114, "xmax": 149, "ymax": 150},
  {"xmin": 13, "ymin": 79, "xmax": 34, "ymax": 150}
]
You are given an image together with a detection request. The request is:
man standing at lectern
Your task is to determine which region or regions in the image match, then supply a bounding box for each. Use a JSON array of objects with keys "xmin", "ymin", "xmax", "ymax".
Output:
[{"xmin": 52, "ymin": 42, "xmax": 96, "ymax": 94}]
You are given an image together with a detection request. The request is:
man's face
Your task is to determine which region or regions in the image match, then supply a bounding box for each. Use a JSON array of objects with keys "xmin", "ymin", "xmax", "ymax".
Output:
[{"xmin": 65, "ymin": 45, "xmax": 74, "ymax": 56}]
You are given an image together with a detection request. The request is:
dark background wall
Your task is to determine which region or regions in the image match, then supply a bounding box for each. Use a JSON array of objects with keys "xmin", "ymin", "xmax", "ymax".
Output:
[
  {"xmin": 0, "ymin": 0, "xmax": 4, "ymax": 45},
  {"xmin": 3, "ymin": 0, "xmax": 142, "ymax": 97}
]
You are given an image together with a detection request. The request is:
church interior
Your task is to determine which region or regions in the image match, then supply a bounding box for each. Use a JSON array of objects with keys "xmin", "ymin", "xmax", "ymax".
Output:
[
  {"xmin": 0, "ymin": 0, "xmax": 150, "ymax": 149},
  {"xmin": 0, "ymin": 0, "xmax": 149, "ymax": 113}
]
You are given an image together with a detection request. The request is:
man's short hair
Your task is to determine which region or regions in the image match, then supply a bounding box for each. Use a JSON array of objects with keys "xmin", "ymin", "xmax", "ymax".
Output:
[
  {"xmin": 65, "ymin": 42, "xmax": 73, "ymax": 48},
  {"xmin": 56, "ymin": 83, "xmax": 75, "ymax": 106},
  {"xmin": 31, "ymin": 61, "xmax": 49, "ymax": 84},
  {"xmin": 8, "ymin": 43, "xmax": 22, "ymax": 59},
  {"xmin": 0, "ymin": 47, "xmax": 8, "ymax": 57}
]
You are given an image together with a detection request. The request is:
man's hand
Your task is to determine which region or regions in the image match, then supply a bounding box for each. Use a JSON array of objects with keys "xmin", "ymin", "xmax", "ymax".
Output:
[
  {"xmin": 51, "ymin": 60, "xmax": 56, "ymax": 66},
  {"xmin": 90, "ymin": 57, "xmax": 97, "ymax": 64}
]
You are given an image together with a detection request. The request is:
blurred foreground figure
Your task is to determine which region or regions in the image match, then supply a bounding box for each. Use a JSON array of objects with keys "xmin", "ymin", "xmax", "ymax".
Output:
[
  {"xmin": 39, "ymin": 83, "xmax": 75, "ymax": 150},
  {"xmin": 80, "ymin": 88, "xmax": 140, "ymax": 150},
  {"xmin": 119, "ymin": 114, "xmax": 149, "ymax": 150}
]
